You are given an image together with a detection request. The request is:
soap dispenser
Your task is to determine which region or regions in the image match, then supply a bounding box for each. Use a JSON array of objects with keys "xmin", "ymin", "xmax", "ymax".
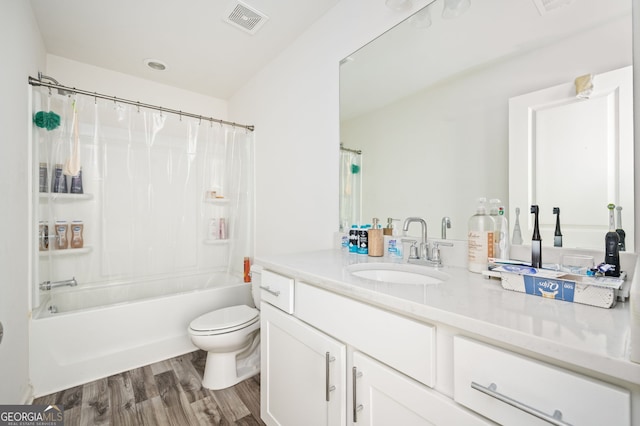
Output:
[
  {"xmin": 368, "ymin": 218, "xmax": 384, "ymax": 257},
  {"xmin": 383, "ymin": 218, "xmax": 399, "ymax": 236}
]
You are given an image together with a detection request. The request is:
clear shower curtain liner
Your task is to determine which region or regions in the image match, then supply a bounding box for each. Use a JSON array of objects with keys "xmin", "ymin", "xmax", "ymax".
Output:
[
  {"xmin": 339, "ymin": 149, "xmax": 361, "ymax": 231},
  {"xmin": 33, "ymin": 87, "xmax": 254, "ymax": 294}
]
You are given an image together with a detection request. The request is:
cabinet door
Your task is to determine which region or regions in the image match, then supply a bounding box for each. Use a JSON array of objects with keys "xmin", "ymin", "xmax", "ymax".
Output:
[
  {"xmin": 261, "ymin": 302, "xmax": 346, "ymax": 426},
  {"xmin": 352, "ymin": 352, "xmax": 490, "ymax": 426}
]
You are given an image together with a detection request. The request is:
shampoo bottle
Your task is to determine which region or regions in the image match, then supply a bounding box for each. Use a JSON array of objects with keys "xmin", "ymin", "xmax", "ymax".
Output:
[
  {"xmin": 468, "ymin": 198, "xmax": 495, "ymax": 273},
  {"xmin": 605, "ymin": 204, "xmax": 621, "ymax": 277}
]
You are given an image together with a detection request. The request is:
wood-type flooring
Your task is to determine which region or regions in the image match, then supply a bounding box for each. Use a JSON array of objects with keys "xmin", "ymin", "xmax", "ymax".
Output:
[{"xmin": 33, "ymin": 350, "xmax": 265, "ymax": 426}]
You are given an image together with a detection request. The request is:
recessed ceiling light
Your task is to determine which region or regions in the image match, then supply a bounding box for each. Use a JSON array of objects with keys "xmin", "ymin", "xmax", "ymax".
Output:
[{"xmin": 144, "ymin": 59, "xmax": 168, "ymax": 71}]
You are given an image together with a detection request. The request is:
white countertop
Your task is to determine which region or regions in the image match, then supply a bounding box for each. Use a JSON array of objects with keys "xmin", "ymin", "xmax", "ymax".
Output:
[{"xmin": 256, "ymin": 249, "xmax": 640, "ymax": 386}]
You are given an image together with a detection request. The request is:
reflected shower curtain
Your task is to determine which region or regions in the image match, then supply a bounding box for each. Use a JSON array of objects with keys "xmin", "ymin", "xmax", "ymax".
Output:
[
  {"xmin": 339, "ymin": 149, "xmax": 362, "ymax": 231},
  {"xmin": 32, "ymin": 86, "xmax": 254, "ymax": 296}
]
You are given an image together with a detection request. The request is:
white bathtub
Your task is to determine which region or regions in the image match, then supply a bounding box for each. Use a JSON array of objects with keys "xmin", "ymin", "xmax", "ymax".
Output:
[{"xmin": 30, "ymin": 272, "xmax": 253, "ymax": 397}]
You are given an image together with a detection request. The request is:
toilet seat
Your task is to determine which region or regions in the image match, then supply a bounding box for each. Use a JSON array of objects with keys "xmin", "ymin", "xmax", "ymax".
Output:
[{"xmin": 189, "ymin": 305, "xmax": 259, "ymax": 336}]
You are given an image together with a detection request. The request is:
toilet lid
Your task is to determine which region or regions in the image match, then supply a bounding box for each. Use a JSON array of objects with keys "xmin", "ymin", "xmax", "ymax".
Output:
[{"xmin": 189, "ymin": 305, "xmax": 259, "ymax": 332}]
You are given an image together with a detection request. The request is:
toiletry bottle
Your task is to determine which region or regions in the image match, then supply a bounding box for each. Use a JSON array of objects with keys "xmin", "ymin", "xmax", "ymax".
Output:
[
  {"xmin": 383, "ymin": 218, "xmax": 399, "ymax": 236},
  {"xmin": 70, "ymin": 220, "xmax": 84, "ymax": 249},
  {"xmin": 553, "ymin": 207, "xmax": 562, "ymax": 247},
  {"xmin": 512, "ymin": 207, "xmax": 523, "ymax": 245},
  {"xmin": 531, "ymin": 205, "xmax": 542, "ymax": 268},
  {"xmin": 467, "ymin": 198, "xmax": 495, "ymax": 273},
  {"xmin": 357, "ymin": 225, "xmax": 369, "ymax": 255},
  {"xmin": 244, "ymin": 257, "xmax": 251, "ymax": 283},
  {"xmin": 368, "ymin": 218, "xmax": 384, "ymax": 257},
  {"xmin": 616, "ymin": 206, "xmax": 626, "ymax": 251},
  {"xmin": 348, "ymin": 225, "xmax": 359, "ymax": 253},
  {"xmin": 605, "ymin": 204, "xmax": 621, "ymax": 277},
  {"xmin": 70, "ymin": 167, "xmax": 84, "ymax": 194},
  {"xmin": 489, "ymin": 199, "xmax": 509, "ymax": 260}
]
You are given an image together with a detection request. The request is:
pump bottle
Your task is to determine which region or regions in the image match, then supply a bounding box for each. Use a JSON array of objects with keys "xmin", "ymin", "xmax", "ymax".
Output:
[{"xmin": 468, "ymin": 198, "xmax": 495, "ymax": 273}]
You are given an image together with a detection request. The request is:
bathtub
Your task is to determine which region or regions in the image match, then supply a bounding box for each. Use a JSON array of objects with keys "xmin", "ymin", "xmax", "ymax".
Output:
[{"xmin": 30, "ymin": 272, "xmax": 253, "ymax": 397}]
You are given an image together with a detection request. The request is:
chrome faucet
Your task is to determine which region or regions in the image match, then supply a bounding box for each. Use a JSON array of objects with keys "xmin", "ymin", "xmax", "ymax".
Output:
[
  {"xmin": 39, "ymin": 277, "xmax": 78, "ymax": 291},
  {"xmin": 402, "ymin": 217, "xmax": 429, "ymax": 260},
  {"xmin": 441, "ymin": 217, "xmax": 451, "ymax": 239}
]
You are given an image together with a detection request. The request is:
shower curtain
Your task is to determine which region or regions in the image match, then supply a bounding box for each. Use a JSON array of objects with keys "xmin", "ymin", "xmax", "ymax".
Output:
[
  {"xmin": 339, "ymin": 148, "xmax": 362, "ymax": 231},
  {"xmin": 32, "ymin": 87, "xmax": 254, "ymax": 306}
]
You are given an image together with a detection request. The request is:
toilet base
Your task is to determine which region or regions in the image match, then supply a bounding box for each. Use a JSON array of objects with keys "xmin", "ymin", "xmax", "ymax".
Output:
[{"xmin": 201, "ymin": 330, "xmax": 260, "ymax": 390}]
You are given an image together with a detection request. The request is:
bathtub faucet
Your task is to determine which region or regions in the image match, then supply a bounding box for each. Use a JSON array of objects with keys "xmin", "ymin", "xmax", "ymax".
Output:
[{"xmin": 39, "ymin": 277, "xmax": 78, "ymax": 291}]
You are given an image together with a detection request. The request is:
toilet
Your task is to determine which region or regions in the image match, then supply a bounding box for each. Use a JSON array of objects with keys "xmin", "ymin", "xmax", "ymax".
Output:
[{"xmin": 188, "ymin": 271, "xmax": 261, "ymax": 390}]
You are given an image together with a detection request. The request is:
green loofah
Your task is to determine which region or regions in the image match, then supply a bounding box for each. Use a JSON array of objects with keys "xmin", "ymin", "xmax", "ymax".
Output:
[
  {"xmin": 34, "ymin": 111, "xmax": 61, "ymax": 131},
  {"xmin": 351, "ymin": 163, "xmax": 360, "ymax": 174}
]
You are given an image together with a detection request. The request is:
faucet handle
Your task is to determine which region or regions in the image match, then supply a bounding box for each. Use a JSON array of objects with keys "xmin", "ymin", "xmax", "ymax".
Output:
[
  {"xmin": 431, "ymin": 241, "xmax": 454, "ymax": 263},
  {"xmin": 402, "ymin": 239, "xmax": 419, "ymax": 259}
]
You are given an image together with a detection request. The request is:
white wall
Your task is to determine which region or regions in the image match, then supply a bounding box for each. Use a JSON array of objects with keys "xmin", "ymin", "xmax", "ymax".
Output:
[
  {"xmin": 0, "ymin": 1, "xmax": 46, "ymax": 403},
  {"xmin": 229, "ymin": 0, "xmax": 433, "ymax": 256},
  {"xmin": 47, "ymin": 55, "xmax": 228, "ymax": 117}
]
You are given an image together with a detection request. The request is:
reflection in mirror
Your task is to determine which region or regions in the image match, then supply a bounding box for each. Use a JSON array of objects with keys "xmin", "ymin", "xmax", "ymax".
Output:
[{"xmin": 339, "ymin": 0, "xmax": 633, "ymax": 250}]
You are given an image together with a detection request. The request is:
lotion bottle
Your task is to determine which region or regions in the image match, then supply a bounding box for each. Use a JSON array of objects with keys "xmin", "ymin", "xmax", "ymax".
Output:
[
  {"xmin": 468, "ymin": 198, "xmax": 495, "ymax": 273},
  {"xmin": 368, "ymin": 218, "xmax": 384, "ymax": 257}
]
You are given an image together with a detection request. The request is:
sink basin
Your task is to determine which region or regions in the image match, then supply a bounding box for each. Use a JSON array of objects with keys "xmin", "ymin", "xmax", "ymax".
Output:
[{"xmin": 346, "ymin": 263, "xmax": 448, "ymax": 285}]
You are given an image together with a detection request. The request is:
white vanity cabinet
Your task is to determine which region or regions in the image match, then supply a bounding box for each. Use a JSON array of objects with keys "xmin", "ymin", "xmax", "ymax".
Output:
[
  {"xmin": 352, "ymin": 351, "xmax": 490, "ymax": 426},
  {"xmin": 453, "ymin": 336, "xmax": 631, "ymax": 426},
  {"xmin": 261, "ymin": 302, "xmax": 346, "ymax": 426},
  {"xmin": 260, "ymin": 271, "xmax": 491, "ymax": 426}
]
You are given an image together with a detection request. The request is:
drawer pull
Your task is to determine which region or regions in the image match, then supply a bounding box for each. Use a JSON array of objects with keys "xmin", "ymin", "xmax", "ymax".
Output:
[
  {"xmin": 471, "ymin": 382, "xmax": 571, "ymax": 426},
  {"xmin": 325, "ymin": 352, "xmax": 336, "ymax": 402},
  {"xmin": 352, "ymin": 367, "xmax": 364, "ymax": 422},
  {"xmin": 260, "ymin": 285, "xmax": 280, "ymax": 297}
]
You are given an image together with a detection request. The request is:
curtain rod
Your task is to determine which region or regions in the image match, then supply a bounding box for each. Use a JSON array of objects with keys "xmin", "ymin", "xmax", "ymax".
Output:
[
  {"xmin": 28, "ymin": 76, "xmax": 255, "ymax": 132},
  {"xmin": 340, "ymin": 143, "xmax": 361, "ymax": 155}
]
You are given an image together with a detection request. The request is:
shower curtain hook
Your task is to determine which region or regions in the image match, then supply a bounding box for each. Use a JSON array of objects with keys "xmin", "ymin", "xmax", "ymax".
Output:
[
  {"xmin": 94, "ymin": 92, "xmax": 97, "ymax": 105},
  {"xmin": 198, "ymin": 116, "xmax": 202, "ymax": 125},
  {"xmin": 179, "ymin": 111, "xmax": 182, "ymax": 121},
  {"xmin": 136, "ymin": 102, "xmax": 140, "ymax": 113}
]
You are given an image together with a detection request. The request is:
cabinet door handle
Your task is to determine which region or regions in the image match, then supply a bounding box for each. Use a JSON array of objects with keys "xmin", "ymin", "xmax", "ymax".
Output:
[
  {"xmin": 352, "ymin": 366, "xmax": 363, "ymax": 422},
  {"xmin": 260, "ymin": 285, "xmax": 280, "ymax": 297},
  {"xmin": 471, "ymin": 382, "xmax": 572, "ymax": 426},
  {"xmin": 325, "ymin": 352, "xmax": 336, "ymax": 402}
]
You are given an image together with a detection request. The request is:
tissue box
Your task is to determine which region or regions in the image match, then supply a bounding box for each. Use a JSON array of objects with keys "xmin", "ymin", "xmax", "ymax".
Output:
[{"xmin": 493, "ymin": 265, "xmax": 624, "ymax": 309}]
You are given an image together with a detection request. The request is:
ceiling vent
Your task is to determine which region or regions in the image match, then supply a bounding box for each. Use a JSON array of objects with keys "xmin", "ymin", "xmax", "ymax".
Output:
[
  {"xmin": 223, "ymin": 1, "xmax": 269, "ymax": 35},
  {"xmin": 531, "ymin": 0, "xmax": 575, "ymax": 15}
]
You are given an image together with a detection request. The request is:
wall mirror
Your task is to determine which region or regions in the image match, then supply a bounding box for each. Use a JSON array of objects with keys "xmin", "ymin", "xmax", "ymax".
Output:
[{"xmin": 339, "ymin": 0, "xmax": 633, "ymax": 251}]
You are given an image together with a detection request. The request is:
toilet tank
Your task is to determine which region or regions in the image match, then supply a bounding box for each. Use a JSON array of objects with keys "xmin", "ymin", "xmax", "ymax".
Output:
[{"xmin": 250, "ymin": 264, "xmax": 262, "ymax": 309}]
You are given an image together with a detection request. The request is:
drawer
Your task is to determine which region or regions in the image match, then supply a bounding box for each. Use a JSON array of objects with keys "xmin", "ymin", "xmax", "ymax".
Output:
[
  {"xmin": 295, "ymin": 281, "xmax": 435, "ymax": 387},
  {"xmin": 260, "ymin": 270, "xmax": 294, "ymax": 314},
  {"xmin": 453, "ymin": 336, "xmax": 630, "ymax": 426}
]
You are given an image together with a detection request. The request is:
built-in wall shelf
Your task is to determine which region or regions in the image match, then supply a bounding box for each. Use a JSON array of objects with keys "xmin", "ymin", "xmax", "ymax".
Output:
[
  {"xmin": 203, "ymin": 198, "xmax": 229, "ymax": 205},
  {"xmin": 39, "ymin": 193, "xmax": 93, "ymax": 203},
  {"xmin": 39, "ymin": 246, "xmax": 93, "ymax": 257},
  {"xmin": 203, "ymin": 239, "xmax": 229, "ymax": 245}
]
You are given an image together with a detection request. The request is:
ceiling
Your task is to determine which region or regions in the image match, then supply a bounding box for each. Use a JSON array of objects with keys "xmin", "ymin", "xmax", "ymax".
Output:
[{"xmin": 29, "ymin": 0, "xmax": 340, "ymax": 100}]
